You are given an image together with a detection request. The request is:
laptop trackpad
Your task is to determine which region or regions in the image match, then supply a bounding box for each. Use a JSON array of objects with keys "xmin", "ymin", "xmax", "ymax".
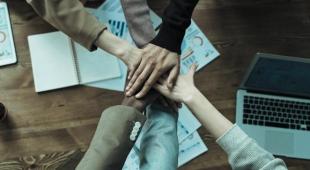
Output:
[{"xmin": 265, "ymin": 130, "xmax": 294, "ymax": 155}]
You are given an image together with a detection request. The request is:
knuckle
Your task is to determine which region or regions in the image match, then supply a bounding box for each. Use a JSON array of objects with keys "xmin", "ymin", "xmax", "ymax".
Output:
[
  {"xmin": 132, "ymin": 62, "xmax": 139, "ymax": 67},
  {"xmin": 149, "ymin": 57, "xmax": 156, "ymax": 63},
  {"xmin": 144, "ymin": 82, "xmax": 152, "ymax": 88},
  {"xmin": 131, "ymin": 75, "xmax": 138, "ymax": 80},
  {"xmin": 135, "ymin": 69, "xmax": 143, "ymax": 75},
  {"xmin": 137, "ymin": 77, "xmax": 145, "ymax": 83},
  {"xmin": 148, "ymin": 61, "xmax": 156, "ymax": 67},
  {"xmin": 156, "ymin": 67, "xmax": 164, "ymax": 73}
]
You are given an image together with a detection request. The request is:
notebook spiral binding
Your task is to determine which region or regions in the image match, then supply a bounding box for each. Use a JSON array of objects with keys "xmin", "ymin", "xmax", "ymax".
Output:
[{"xmin": 69, "ymin": 39, "xmax": 81, "ymax": 83}]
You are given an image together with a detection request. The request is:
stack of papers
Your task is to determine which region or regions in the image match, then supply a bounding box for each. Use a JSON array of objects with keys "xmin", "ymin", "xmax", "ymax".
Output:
[{"xmin": 85, "ymin": 0, "xmax": 220, "ymax": 168}]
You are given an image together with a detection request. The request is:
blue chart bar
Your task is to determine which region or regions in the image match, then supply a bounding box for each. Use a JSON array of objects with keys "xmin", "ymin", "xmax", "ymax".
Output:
[
  {"xmin": 120, "ymin": 22, "xmax": 124, "ymax": 37},
  {"xmin": 108, "ymin": 19, "xmax": 126, "ymax": 38}
]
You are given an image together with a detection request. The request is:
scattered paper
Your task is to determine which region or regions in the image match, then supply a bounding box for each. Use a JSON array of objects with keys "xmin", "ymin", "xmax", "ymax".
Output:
[
  {"xmin": 178, "ymin": 104, "xmax": 201, "ymax": 142},
  {"xmin": 84, "ymin": 1, "xmax": 215, "ymax": 168},
  {"xmin": 85, "ymin": 8, "xmax": 128, "ymax": 91},
  {"xmin": 180, "ymin": 21, "xmax": 220, "ymax": 74},
  {"xmin": 178, "ymin": 131, "xmax": 208, "ymax": 166}
]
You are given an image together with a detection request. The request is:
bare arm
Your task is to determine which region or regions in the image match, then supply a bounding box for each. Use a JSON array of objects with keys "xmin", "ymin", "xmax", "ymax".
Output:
[
  {"xmin": 184, "ymin": 88, "xmax": 233, "ymax": 139},
  {"xmin": 154, "ymin": 64, "xmax": 287, "ymax": 170},
  {"xmin": 153, "ymin": 64, "xmax": 232, "ymax": 138}
]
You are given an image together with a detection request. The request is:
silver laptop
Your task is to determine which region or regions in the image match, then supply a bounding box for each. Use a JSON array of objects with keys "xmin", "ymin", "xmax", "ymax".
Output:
[{"xmin": 236, "ymin": 53, "xmax": 310, "ymax": 159}]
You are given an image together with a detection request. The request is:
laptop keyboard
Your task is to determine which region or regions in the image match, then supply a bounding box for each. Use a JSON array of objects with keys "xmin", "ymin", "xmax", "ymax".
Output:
[{"xmin": 243, "ymin": 95, "xmax": 310, "ymax": 131}]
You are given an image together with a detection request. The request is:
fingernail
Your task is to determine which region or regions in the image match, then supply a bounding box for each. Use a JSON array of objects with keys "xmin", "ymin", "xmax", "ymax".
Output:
[
  {"xmin": 126, "ymin": 86, "xmax": 129, "ymax": 91},
  {"xmin": 135, "ymin": 93, "xmax": 141, "ymax": 98},
  {"xmin": 126, "ymin": 91, "xmax": 131, "ymax": 96}
]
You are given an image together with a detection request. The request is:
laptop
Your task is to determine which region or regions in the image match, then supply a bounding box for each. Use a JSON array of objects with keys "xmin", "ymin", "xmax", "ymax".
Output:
[{"xmin": 236, "ymin": 53, "xmax": 310, "ymax": 159}]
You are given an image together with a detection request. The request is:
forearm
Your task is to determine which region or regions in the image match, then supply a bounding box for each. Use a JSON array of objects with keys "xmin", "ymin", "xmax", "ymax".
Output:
[
  {"xmin": 184, "ymin": 89, "xmax": 287, "ymax": 169},
  {"xmin": 184, "ymin": 88, "xmax": 233, "ymax": 139},
  {"xmin": 95, "ymin": 30, "xmax": 131, "ymax": 60},
  {"xmin": 151, "ymin": 0, "xmax": 199, "ymax": 54},
  {"xmin": 217, "ymin": 125, "xmax": 288, "ymax": 170},
  {"xmin": 120, "ymin": 0, "xmax": 156, "ymax": 47},
  {"xmin": 77, "ymin": 105, "xmax": 145, "ymax": 170}
]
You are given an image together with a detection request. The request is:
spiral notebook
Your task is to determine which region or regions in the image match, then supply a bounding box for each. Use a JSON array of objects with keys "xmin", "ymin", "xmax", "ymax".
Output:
[{"xmin": 28, "ymin": 31, "xmax": 121, "ymax": 92}]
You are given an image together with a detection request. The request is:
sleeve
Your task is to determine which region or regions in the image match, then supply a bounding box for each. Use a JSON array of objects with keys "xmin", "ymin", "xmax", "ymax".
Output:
[
  {"xmin": 76, "ymin": 105, "xmax": 146, "ymax": 170},
  {"xmin": 26, "ymin": 0, "xmax": 107, "ymax": 51},
  {"xmin": 139, "ymin": 104, "xmax": 179, "ymax": 170},
  {"xmin": 121, "ymin": 0, "xmax": 156, "ymax": 48},
  {"xmin": 216, "ymin": 124, "xmax": 288, "ymax": 170},
  {"xmin": 150, "ymin": 0, "xmax": 199, "ymax": 54}
]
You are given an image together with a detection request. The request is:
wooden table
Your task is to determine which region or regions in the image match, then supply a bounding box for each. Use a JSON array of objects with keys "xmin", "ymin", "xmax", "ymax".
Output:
[{"xmin": 1, "ymin": 0, "xmax": 310, "ymax": 169}]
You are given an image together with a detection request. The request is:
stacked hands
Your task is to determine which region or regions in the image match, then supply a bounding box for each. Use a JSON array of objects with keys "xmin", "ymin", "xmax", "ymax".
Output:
[
  {"xmin": 121, "ymin": 41, "xmax": 198, "ymax": 112},
  {"xmin": 124, "ymin": 43, "xmax": 180, "ymax": 98},
  {"xmin": 120, "ymin": 42, "xmax": 194, "ymax": 112}
]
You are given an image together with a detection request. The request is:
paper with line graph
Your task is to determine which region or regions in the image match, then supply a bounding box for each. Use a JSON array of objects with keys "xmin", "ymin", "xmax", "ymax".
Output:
[{"xmin": 180, "ymin": 21, "xmax": 219, "ymax": 74}]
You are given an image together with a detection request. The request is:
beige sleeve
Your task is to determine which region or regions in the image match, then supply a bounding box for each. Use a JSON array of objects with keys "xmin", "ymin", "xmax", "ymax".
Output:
[
  {"xmin": 76, "ymin": 105, "xmax": 146, "ymax": 170},
  {"xmin": 26, "ymin": 0, "xmax": 107, "ymax": 50}
]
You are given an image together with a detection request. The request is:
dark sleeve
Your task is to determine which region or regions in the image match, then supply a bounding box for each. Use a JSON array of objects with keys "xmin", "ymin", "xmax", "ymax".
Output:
[{"xmin": 150, "ymin": 0, "xmax": 199, "ymax": 54}]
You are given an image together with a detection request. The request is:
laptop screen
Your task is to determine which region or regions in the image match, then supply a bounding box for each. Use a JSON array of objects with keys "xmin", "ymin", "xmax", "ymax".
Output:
[{"xmin": 244, "ymin": 56, "xmax": 310, "ymax": 98}]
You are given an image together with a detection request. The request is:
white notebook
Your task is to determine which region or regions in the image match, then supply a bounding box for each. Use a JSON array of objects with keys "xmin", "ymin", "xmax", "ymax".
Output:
[{"xmin": 28, "ymin": 31, "xmax": 121, "ymax": 92}]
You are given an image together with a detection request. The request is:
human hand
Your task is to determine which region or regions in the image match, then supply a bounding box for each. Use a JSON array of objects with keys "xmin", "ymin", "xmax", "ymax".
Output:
[
  {"xmin": 122, "ymin": 89, "xmax": 159, "ymax": 112},
  {"xmin": 95, "ymin": 30, "xmax": 143, "ymax": 78},
  {"xmin": 153, "ymin": 64, "xmax": 198, "ymax": 103},
  {"xmin": 125, "ymin": 43, "xmax": 180, "ymax": 98},
  {"xmin": 121, "ymin": 45, "xmax": 143, "ymax": 80}
]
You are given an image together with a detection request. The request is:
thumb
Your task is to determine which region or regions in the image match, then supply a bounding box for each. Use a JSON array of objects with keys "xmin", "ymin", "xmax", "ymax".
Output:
[
  {"xmin": 167, "ymin": 66, "xmax": 179, "ymax": 89},
  {"xmin": 188, "ymin": 64, "xmax": 198, "ymax": 77},
  {"xmin": 153, "ymin": 83, "xmax": 169, "ymax": 96}
]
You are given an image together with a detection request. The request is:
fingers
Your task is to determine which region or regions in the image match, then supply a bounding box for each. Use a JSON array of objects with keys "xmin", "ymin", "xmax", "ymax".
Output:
[
  {"xmin": 188, "ymin": 63, "xmax": 198, "ymax": 77},
  {"xmin": 135, "ymin": 66, "xmax": 165, "ymax": 98},
  {"xmin": 126, "ymin": 62, "xmax": 155, "ymax": 96},
  {"xmin": 158, "ymin": 77, "xmax": 167, "ymax": 85},
  {"xmin": 153, "ymin": 83, "xmax": 170, "ymax": 97},
  {"xmin": 127, "ymin": 57, "xmax": 141, "ymax": 80},
  {"xmin": 126, "ymin": 60, "xmax": 147, "ymax": 91},
  {"xmin": 127, "ymin": 67, "xmax": 136, "ymax": 80},
  {"xmin": 167, "ymin": 66, "xmax": 179, "ymax": 89},
  {"xmin": 135, "ymin": 49, "xmax": 171, "ymax": 97}
]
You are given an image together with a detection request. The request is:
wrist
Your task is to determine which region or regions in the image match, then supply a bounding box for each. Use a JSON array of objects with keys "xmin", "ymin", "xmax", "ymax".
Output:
[
  {"xmin": 121, "ymin": 97, "xmax": 144, "ymax": 112},
  {"xmin": 150, "ymin": 22, "xmax": 185, "ymax": 54},
  {"xmin": 119, "ymin": 44, "xmax": 136, "ymax": 64},
  {"xmin": 95, "ymin": 30, "xmax": 129, "ymax": 58},
  {"xmin": 182, "ymin": 87, "xmax": 201, "ymax": 105}
]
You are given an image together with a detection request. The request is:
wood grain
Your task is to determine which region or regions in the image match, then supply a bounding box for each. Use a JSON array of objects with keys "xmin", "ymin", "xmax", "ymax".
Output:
[{"xmin": 1, "ymin": 0, "xmax": 310, "ymax": 169}]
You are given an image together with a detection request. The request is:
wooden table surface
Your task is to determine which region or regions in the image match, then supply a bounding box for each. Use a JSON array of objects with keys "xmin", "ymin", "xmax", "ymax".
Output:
[{"xmin": 1, "ymin": 0, "xmax": 310, "ymax": 169}]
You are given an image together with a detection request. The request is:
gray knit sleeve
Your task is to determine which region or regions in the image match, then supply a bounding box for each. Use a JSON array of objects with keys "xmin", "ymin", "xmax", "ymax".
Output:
[{"xmin": 216, "ymin": 125, "xmax": 288, "ymax": 170}]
